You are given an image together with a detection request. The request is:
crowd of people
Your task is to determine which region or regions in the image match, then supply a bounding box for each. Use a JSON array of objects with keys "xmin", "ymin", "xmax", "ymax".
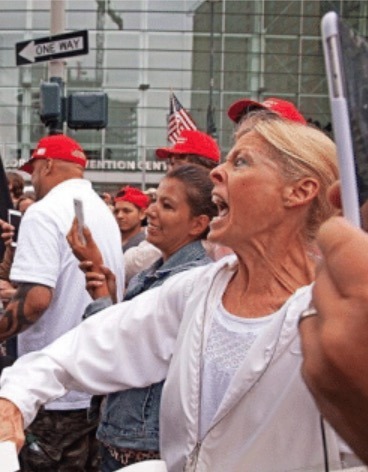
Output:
[{"xmin": 0, "ymin": 95, "xmax": 367, "ymax": 472}]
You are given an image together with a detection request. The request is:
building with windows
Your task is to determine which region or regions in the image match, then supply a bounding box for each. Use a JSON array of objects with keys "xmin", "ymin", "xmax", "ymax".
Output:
[{"xmin": 1, "ymin": 0, "xmax": 367, "ymax": 191}]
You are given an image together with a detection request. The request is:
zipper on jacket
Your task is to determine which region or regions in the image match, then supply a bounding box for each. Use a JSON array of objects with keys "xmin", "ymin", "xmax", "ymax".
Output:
[
  {"xmin": 184, "ymin": 441, "xmax": 201, "ymax": 471},
  {"xmin": 186, "ymin": 269, "xmax": 233, "ymax": 471}
]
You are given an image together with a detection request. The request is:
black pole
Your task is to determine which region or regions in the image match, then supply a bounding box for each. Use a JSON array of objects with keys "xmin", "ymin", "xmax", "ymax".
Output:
[{"xmin": 0, "ymin": 154, "xmax": 13, "ymax": 260}]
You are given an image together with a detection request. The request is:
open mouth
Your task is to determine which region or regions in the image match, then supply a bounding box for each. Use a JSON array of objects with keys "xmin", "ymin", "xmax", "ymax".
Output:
[{"xmin": 212, "ymin": 194, "xmax": 229, "ymax": 218}]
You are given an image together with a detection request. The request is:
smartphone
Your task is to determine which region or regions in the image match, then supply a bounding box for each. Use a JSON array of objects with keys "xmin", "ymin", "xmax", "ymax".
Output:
[
  {"xmin": 7, "ymin": 209, "xmax": 22, "ymax": 248},
  {"xmin": 0, "ymin": 440, "xmax": 20, "ymax": 471},
  {"xmin": 73, "ymin": 198, "xmax": 86, "ymax": 244},
  {"xmin": 322, "ymin": 11, "xmax": 368, "ymax": 228}
]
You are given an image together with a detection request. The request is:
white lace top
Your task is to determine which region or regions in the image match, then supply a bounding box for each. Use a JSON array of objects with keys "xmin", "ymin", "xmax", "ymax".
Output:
[{"xmin": 200, "ymin": 302, "xmax": 273, "ymax": 439}]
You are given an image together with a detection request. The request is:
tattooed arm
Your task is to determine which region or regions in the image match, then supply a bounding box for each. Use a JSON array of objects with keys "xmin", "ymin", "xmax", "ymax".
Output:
[{"xmin": 0, "ymin": 283, "xmax": 53, "ymax": 342}]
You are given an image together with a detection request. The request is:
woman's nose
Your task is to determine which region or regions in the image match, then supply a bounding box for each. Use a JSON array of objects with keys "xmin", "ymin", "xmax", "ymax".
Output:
[
  {"xmin": 146, "ymin": 203, "xmax": 157, "ymax": 217},
  {"xmin": 210, "ymin": 163, "xmax": 226, "ymax": 184}
]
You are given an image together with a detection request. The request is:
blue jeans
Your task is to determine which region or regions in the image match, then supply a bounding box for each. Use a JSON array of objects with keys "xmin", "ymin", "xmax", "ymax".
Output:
[{"xmin": 100, "ymin": 444, "xmax": 122, "ymax": 472}]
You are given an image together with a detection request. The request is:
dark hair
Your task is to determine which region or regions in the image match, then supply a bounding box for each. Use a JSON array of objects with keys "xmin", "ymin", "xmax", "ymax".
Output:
[
  {"xmin": 6, "ymin": 172, "xmax": 25, "ymax": 198},
  {"xmin": 185, "ymin": 154, "xmax": 218, "ymax": 170},
  {"xmin": 165, "ymin": 164, "xmax": 217, "ymax": 239}
]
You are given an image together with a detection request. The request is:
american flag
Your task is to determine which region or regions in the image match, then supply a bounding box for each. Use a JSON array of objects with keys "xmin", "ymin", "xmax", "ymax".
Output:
[{"xmin": 168, "ymin": 92, "xmax": 197, "ymax": 144}]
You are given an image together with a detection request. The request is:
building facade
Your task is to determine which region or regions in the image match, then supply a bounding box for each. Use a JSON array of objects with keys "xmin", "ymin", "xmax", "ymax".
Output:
[{"xmin": 1, "ymin": 0, "xmax": 367, "ymax": 191}]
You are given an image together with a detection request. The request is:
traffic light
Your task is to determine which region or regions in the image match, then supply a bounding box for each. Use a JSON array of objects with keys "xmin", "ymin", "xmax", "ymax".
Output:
[
  {"xmin": 39, "ymin": 81, "xmax": 61, "ymax": 125},
  {"xmin": 38, "ymin": 82, "xmax": 108, "ymax": 132},
  {"xmin": 67, "ymin": 92, "xmax": 108, "ymax": 129}
]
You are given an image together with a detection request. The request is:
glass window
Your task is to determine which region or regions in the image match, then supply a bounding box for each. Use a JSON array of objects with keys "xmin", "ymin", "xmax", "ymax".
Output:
[
  {"xmin": 300, "ymin": 39, "xmax": 326, "ymax": 95},
  {"xmin": 264, "ymin": 38, "xmax": 299, "ymax": 93},
  {"xmin": 223, "ymin": 36, "xmax": 249, "ymax": 91},
  {"xmin": 225, "ymin": 0, "xmax": 257, "ymax": 34},
  {"xmin": 264, "ymin": 1, "xmax": 301, "ymax": 35}
]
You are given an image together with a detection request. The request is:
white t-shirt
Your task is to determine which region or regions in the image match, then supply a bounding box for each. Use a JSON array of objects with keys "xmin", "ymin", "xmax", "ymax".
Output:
[{"xmin": 10, "ymin": 178, "xmax": 124, "ymax": 410}]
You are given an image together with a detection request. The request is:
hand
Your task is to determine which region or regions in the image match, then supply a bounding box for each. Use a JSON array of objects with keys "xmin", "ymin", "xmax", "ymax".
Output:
[
  {"xmin": 66, "ymin": 218, "xmax": 104, "ymax": 269},
  {"xmin": 299, "ymin": 216, "xmax": 368, "ymax": 464},
  {"xmin": 0, "ymin": 219, "xmax": 15, "ymax": 248},
  {"xmin": 78, "ymin": 261, "xmax": 117, "ymax": 302},
  {"xmin": 0, "ymin": 399, "xmax": 25, "ymax": 452},
  {"xmin": 0, "ymin": 279, "xmax": 16, "ymax": 306}
]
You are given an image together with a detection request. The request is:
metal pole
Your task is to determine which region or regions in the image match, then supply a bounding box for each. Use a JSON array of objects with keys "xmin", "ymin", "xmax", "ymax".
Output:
[
  {"xmin": 20, "ymin": 0, "xmax": 33, "ymax": 160},
  {"xmin": 49, "ymin": 0, "xmax": 66, "ymax": 134},
  {"xmin": 139, "ymin": 0, "xmax": 149, "ymax": 189},
  {"xmin": 49, "ymin": 0, "xmax": 65, "ymax": 80}
]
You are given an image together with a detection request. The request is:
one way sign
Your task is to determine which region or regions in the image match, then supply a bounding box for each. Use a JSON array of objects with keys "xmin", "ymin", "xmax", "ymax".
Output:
[{"xmin": 16, "ymin": 30, "xmax": 89, "ymax": 66}]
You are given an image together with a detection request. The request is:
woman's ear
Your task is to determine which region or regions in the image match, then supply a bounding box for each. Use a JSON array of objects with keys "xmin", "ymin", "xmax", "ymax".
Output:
[
  {"xmin": 283, "ymin": 178, "xmax": 320, "ymax": 208},
  {"xmin": 189, "ymin": 214, "xmax": 211, "ymax": 237}
]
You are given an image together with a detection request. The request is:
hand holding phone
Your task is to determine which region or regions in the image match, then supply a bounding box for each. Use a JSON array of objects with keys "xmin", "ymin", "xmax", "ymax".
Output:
[
  {"xmin": 73, "ymin": 198, "xmax": 86, "ymax": 245},
  {"xmin": 7, "ymin": 210, "xmax": 22, "ymax": 248}
]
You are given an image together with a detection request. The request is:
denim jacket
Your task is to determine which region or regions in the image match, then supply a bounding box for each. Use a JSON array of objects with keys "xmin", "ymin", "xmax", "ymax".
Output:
[{"xmin": 96, "ymin": 240, "xmax": 212, "ymax": 452}]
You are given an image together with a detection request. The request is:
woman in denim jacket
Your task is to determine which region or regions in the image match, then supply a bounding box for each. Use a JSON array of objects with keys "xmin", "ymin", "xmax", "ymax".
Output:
[{"xmin": 73, "ymin": 164, "xmax": 217, "ymax": 470}]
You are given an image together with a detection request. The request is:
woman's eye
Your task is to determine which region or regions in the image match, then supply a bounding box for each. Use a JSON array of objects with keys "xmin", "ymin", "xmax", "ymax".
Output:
[{"xmin": 234, "ymin": 156, "xmax": 248, "ymax": 167}]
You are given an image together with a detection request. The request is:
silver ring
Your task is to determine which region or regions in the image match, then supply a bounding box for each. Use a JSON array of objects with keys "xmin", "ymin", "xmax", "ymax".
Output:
[{"xmin": 299, "ymin": 306, "xmax": 318, "ymax": 325}]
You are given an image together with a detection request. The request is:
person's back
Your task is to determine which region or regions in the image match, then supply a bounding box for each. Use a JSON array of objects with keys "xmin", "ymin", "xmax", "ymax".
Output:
[
  {"xmin": 13, "ymin": 179, "xmax": 124, "ymax": 361},
  {"xmin": 7, "ymin": 134, "xmax": 124, "ymax": 471}
]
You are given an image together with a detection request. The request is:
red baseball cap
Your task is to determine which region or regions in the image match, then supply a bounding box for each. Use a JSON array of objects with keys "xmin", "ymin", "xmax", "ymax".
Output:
[
  {"xmin": 19, "ymin": 134, "xmax": 87, "ymax": 174},
  {"xmin": 114, "ymin": 186, "xmax": 150, "ymax": 210},
  {"xmin": 227, "ymin": 97, "xmax": 306, "ymax": 125},
  {"xmin": 156, "ymin": 130, "xmax": 220, "ymax": 162}
]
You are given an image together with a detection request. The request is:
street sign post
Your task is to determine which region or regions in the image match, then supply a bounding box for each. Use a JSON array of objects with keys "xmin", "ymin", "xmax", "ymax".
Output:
[{"xmin": 15, "ymin": 30, "xmax": 89, "ymax": 66}]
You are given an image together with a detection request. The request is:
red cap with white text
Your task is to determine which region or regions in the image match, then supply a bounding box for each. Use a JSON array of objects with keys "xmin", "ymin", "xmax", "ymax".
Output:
[
  {"xmin": 227, "ymin": 97, "xmax": 306, "ymax": 124},
  {"xmin": 19, "ymin": 134, "xmax": 87, "ymax": 174},
  {"xmin": 155, "ymin": 130, "xmax": 220, "ymax": 162}
]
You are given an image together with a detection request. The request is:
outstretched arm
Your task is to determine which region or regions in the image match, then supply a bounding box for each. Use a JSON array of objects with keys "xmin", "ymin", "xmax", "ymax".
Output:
[
  {"xmin": 0, "ymin": 399, "xmax": 25, "ymax": 452},
  {"xmin": 0, "ymin": 276, "xmax": 186, "ymax": 428}
]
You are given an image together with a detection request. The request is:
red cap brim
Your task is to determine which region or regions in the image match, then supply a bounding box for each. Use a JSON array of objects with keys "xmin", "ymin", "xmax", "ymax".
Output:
[
  {"xmin": 18, "ymin": 159, "xmax": 35, "ymax": 174},
  {"xmin": 155, "ymin": 147, "xmax": 171, "ymax": 159},
  {"xmin": 156, "ymin": 147, "xmax": 190, "ymax": 159},
  {"xmin": 227, "ymin": 99, "xmax": 266, "ymax": 123}
]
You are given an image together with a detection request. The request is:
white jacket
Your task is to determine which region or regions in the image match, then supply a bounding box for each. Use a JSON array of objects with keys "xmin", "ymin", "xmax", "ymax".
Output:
[{"xmin": 0, "ymin": 256, "xmax": 344, "ymax": 471}]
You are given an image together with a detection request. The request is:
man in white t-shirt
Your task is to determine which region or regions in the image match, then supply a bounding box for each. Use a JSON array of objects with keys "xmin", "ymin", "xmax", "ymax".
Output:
[{"xmin": 0, "ymin": 134, "xmax": 124, "ymax": 471}]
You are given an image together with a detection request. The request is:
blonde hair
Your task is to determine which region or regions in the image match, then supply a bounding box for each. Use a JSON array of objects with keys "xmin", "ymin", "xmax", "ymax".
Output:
[{"xmin": 237, "ymin": 112, "xmax": 339, "ymax": 241}]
